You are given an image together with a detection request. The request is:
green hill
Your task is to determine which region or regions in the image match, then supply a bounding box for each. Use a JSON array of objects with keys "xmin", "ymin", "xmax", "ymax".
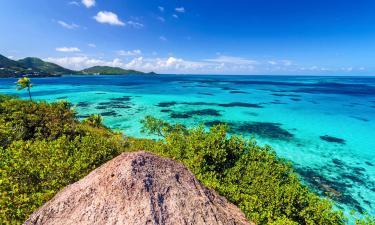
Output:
[
  {"xmin": 18, "ymin": 57, "xmax": 75, "ymax": 75},
  {"xmin": 80, "ymin": 66, "xmax": 147, "ymax": 75},
  {"xmin": 0, "ymin": 54, "xmax": 155, "ymax": 78}
]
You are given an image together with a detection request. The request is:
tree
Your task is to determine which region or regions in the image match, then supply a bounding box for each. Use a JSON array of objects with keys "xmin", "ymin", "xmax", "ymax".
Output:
[
  {"xmin": 16, "ymin": 77, "xmax": 33, "ymax": 100},
  {"xmin": 83, "ymin": 114, "xmax": 104, "ymax": 128}
]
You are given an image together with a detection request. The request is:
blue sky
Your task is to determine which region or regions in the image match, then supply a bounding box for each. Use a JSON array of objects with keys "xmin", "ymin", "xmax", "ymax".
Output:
[{"xmin": 0, "ymin": 0, "xmax": 374, "ymax": 75}]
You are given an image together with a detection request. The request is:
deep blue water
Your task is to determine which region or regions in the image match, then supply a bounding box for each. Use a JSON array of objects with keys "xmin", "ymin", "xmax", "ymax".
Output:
[{"xmin": 1, "ymin": 74, "xmax": 374, "ymax": 222}]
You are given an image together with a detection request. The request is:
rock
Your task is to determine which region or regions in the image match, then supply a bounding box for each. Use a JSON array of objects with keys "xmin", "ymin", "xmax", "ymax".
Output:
[{"xmin": 24, "ymin": 151, "xmax": 253, "ymax": 225}]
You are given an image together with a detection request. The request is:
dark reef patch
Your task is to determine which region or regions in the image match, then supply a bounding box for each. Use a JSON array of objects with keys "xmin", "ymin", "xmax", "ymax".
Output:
[
  {"xmin": 232, "ymin": 122, "xmax": 294, "ymax": 140},
  {"xmin": 77, "ymin": 114, "xmax": 90, "ymax": 119},
  {"xmin": 220, "ymin": 87, "xmax": 237, "ymax": 91},
  {"xmin": 198, "ymin": 92, "xmax": 214, "ymax": 96},
  {"xmin": 245, "ymin": 112, "xmax": 259, "ymax": 116},
  {"xmin": 109, "ymin": 96, "xmax": 132, "ymax": 101},
  {"xmin": 294, "ymin": 167, "xmax": 364, "ymax": 213},
  {"xmin": 269, "ymin": 100, "xmax": 287, "ymax": 105},
  {"xmin": 76, "ymin": 102, "xmax": 90, "ymax": 107},
  {"xmin": 156, "ymin": 101, "xmax": 178, "ymax": 107},
  {"xmin": 188, "ymin": 109, "xmax": 222, "ymax": 116},
  {"xmin": 204, "ymin": 120, "xmax": 294, "ymax": 141},
  {"xmin": 170, "ymin": 112, "xmax": 191, "ymax": 119},
  {"xmin": 350, "ymin": 116, "xmax": 370, "ymax": 122},
  {"xmin": 95, "ymin": 92, "xmax": 106, "ymax": 95},
  {"xmin": 365, "ymin": 161, "xmax": 374, "ymax": 167},
  {"xmin": 218, "ymin": 102, "xmax": 263, "ymax": 108},
  {"xmin": 170, "ymin": 109, "xmax": 222, "ymax": 119},
  {"xmin": 229, "ymin": 91, "xmax": 249, "ymax": 94},
  {"xmin": 56, "ymin": 96, "xmax": 68, "ymax": 100},
  {"xmin": 100, "ymin": 111, "xmax": 119, "ymax": 117},
  {"xmin": 290, "ymin": 98, "xmax": 301, "ymax": 102},
  {"xmin": 96, "ymin": 101, "xmax": 132, "ymax": 109},
  {"xmin": 161, "ymin": 109, "xmax": 173, "ymax": 113},
  {"xmin": 320, "ymin": 135, "xmax": 346, "ymax": 144},
  {"xmin": 204, "ymin": 120, "xmax": 228, "ymax": 127},
  {"xmin": 180, "ymin": 102, "xmax": 217, "ymax": 106},
  {"xmin": 272, "ymin": 93, "xmax": 301, "ymax": 97}
]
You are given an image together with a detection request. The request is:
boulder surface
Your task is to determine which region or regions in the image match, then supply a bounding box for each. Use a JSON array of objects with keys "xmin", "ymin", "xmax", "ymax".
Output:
[{"xmin": 24, "ymin": 151, "xmax": 253, "ymax": 225}]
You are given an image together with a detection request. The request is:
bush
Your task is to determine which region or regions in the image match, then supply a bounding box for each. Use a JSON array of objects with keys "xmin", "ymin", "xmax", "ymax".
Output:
[
  {"xmin": 0, "ymin": 96, "xmax": 126, "ymax": 224},
  {"xmin": 139, "ymin": 116, "xmax": 346, "ymax": 225}
]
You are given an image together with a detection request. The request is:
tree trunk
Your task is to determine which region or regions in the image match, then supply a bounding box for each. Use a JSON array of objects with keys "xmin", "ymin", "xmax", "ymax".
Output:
[{"xmin": 28, "ymin": 87, "xmax": 32, "ymax": 101}]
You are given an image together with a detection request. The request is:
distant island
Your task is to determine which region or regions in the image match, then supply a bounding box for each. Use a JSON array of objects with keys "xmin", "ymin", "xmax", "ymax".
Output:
[{"xmin": 0, "ymin": 54, "xmax": 155, "ymax": 78}]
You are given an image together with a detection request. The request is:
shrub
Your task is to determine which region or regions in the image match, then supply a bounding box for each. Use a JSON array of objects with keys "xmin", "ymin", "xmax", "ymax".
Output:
[{"xmin": 139, "ymin": 116, "xmax": 346, "ymax": 225}]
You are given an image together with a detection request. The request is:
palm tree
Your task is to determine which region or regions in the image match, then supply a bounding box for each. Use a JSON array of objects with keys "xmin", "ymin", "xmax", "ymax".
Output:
[
  {"xmin": 16, "ymin": 77, "xmax": 33, "ymax": 101},
  {"xmin": 84, "ymin": 114, "xmax": 104, "ymax": 128}
]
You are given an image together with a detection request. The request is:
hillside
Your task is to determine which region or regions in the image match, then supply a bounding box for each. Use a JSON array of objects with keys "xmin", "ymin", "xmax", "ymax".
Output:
[
  {"xmin": 18, "ymin": 57, "xmax": 75, "ymax": 75},
  {"xmin": 0, "ymin": 54, "xmax": 154, "ymax": 78},
  {"xmin": 80, "ymin": 66, "xmax": 147, "ymax": 75}
]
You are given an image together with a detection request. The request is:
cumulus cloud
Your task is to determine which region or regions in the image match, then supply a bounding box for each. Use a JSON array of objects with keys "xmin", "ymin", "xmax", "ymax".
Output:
[
  {"xmin": 205, "ymin": 56, "xmax": 258, "ymax": 65},
  {"xmin": 81, "ymin": 0, "xmax": 95, "ymax": 8},
  {"xmin": 88, "ymin": 43, "xmax": 96, "ymax": 48},
  {"xmin": 175, "ymin": 7, "xmax": 185, "ymax": 13},
  {"xmin": 55, "ymin": 47, "xmax": 81, "ymax": 52},
  {"xmin": 172, "ymin": 14, "xmax": 178, "ymax": 19},
  {"xmin": 158, "ymin": 6, "xmax": 164, "ymax": 12},
  {"xmin": 44, "ymin": 56, "xmax": 124, "ymax": 70},
  {"xmin": 58, "ymin": 20, "xmax": 79, "ymax": 29},
  {"xmin": 117, "ymin": 49, "xmax": 142, "ymax": 56},
  {"xmin": 94, "ymin": 11, "xmax": 125, "ymax": 26}
]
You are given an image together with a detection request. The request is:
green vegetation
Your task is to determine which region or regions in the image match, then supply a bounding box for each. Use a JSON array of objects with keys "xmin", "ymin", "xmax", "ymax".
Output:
[
  {"xmin": 18, "ymin": 57, "xmax": 74, "ymax": 75},
  {"xmin": 80, "ymin": 66, "xmax": 149, "ymax": 75},
  {"xmin": 16, "ymin": 77, "xmax": 33, "ymax": 100},
  {"xmin": 0, "ymin": 54, "xmax": 155, "ymax": 77},
  {"xmin": 0, "ymin": 96, "xmax": 373, "ymax": 224},
  {"xmin": 0, "ymin": 54, "xmax": 74, "ymax": 78}
]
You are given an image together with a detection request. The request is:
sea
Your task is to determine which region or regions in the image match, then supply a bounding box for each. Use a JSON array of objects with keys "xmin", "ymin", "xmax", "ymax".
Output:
[{"xmin": 1, "ymin": 74, "xmax": 374, "ymax": 222}]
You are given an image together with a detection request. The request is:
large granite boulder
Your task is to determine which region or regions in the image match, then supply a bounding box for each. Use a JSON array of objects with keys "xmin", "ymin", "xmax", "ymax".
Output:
[{"xmin": 24, "ymin": 151, "xmax": 253, "ymax": 225}]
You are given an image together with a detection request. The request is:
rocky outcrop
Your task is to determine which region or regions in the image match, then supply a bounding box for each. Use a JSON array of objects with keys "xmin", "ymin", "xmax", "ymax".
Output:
[{"xmin": 24, "ymin": 151, "xmax": 253, "ymax": 225}]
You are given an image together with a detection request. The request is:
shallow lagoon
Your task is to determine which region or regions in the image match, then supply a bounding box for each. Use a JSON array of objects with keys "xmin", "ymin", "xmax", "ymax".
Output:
[{"xmin": 1, "ymin": 74, "xmax": 374, "ymax": 220}]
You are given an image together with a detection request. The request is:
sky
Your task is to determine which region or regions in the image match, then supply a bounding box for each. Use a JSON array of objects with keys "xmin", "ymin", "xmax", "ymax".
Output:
[{"xmin": 0, "ymin": 0, "xmax": 374, "ymax": 75}]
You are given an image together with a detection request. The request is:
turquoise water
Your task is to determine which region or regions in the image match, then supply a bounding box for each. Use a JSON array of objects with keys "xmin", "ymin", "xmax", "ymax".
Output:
[{"xmin": 1, "ymin": 75, "xmax": 374, "ymax": 221}]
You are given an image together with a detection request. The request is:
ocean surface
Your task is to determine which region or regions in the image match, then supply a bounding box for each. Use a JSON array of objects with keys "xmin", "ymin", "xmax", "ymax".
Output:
[{"xmin": 1, "ymin": 75, "xmax": 374, "ymax": 221}]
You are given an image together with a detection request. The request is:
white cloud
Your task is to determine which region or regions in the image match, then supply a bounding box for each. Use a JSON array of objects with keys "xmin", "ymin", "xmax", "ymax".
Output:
[
  {"xmin": 44, "ymin": 56, "xmax": 124, "ymax": 70},
  {"xmin": 158, "ymin": 6, "xmax": 164, "ymax": 12},
  {"xmin": 159, "ymin": 36, "xmax": 167, "ymax": 41},
  {"xmin": 117, "ymin": 49, "xmax": 142, "ymax": 56},
  {"xmin": 88, "ymin": 43, "xmax": 96, "ymax": 48},
  {"xmin": 94, "ymin": 11, "xmax": 125, "ymax": 26},
  {"xmin": 81, "ymin": 0, "xmax": 95, "ymax": 8},
  {"xmin": 172, "ymin": 14, "xmax": 178, "ymax": 19},
  {"xmin": 205, "ymin": 56, "xmax": 258, "ymax": 65},
  {"xmin": 68, "ymin": 1, "xmax": 80, "ymax": 6},
  {"xmin": 175, "ymin": 7, "xmax": 185, "ymax": 13},
  {"xmin": 58, "ymin": 20, "xmax": 79, "ymax": 29},
  {"xmin": 268, "ymin": 60, "xmax": 292, "ymax": 66},
  {"xmin": 55, "ymin": 47, "xmax": 81, "ymax": 52},
  {"xmin": 157, "ymin": 16, "xmax": 165, "ymax": 22},
  {"xmin": 126, "ymin": 21, "xmax": 144, "ymax": 29}
]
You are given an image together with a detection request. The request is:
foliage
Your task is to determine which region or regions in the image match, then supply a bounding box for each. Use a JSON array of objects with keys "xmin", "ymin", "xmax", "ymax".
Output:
[
  {"xmin": 16, "ymin": 77, "xmax": 32, "ymax": 100},
  {"xmin": 356, "ymin": 215, "xmax": 375, "ymax": 225},
  {"xmin": 83, "ymin": 114, "xmax": 104, "ymax": 128},
  {"xmin": 0, "ymin": 96, "xmax": 126, "ymax": 224},
  {"xmin": 80, "ymin": 66, "xmax": 146, "ymax": 75},
  {"xmin": 138, "ymin": 116, "xmax": 346, "ymax": 225}
]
